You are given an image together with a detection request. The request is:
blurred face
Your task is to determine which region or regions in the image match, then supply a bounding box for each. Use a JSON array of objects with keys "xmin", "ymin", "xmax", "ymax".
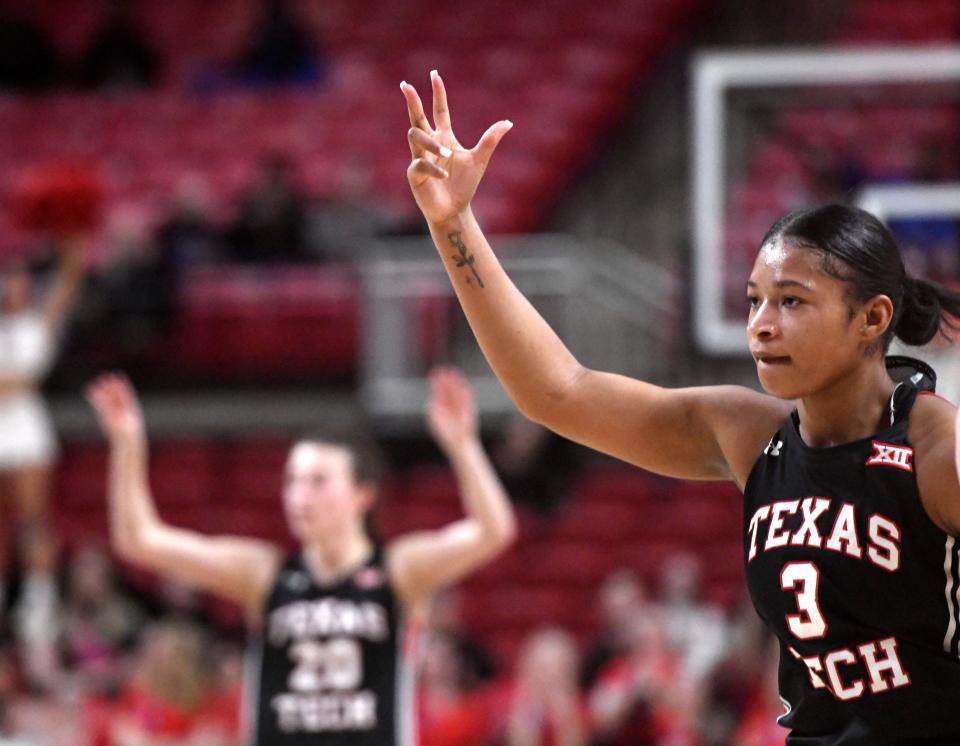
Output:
[
  {"xmin": 139, "ymin": 625, "xmax": 186, "ymax": 677},
  {"xmin": 518, "ymin": 630, "xmax": 578, "ymax": 691},
  {"xmin": 283, "ymin": 442, "xmax": 370, "ymax": 542},
  {"xmin": 659, "ymin": 553, "xmax": 700, "ymax": 604},
  {"xmin": 69, "ymin": 547, "xmax": 112, "ymax": 604},
  {"xmin": 747, "ymin": 239, "xmax": 865, "ymax": 400},
  {"xmin": 2, "ymin": 268, "xmax": 31, "ymax": 312},
  {"xmin": 600, "ymin": 575, "xmax": 646, "ymax": 633}
]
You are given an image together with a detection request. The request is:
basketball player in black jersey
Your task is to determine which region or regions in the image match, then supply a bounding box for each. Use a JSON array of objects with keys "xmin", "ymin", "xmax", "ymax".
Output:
[
  {"xmin": 85, "ymin": 366, "xmax": 516, "ymax": 746},
  {"xmin": 402, "ymin": 71, "xmax": 960, "ymax": 744}
]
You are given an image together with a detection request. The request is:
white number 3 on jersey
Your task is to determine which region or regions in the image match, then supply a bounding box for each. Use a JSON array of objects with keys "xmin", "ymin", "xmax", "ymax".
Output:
[{"xmin": 780, "ymin": 561, "xmax": 828, "ymax": 639}]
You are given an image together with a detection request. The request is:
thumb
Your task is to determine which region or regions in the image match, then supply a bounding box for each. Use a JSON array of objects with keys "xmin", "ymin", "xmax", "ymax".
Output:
[{"xmin": 473, "ymin": 120, "xmax": 513, "ymax": 165}]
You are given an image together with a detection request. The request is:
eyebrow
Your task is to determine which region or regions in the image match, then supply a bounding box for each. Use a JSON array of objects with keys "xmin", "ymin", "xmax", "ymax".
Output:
[{"xmin": 745, "ymin": 279, "xmax": 813, "ymax": 291}]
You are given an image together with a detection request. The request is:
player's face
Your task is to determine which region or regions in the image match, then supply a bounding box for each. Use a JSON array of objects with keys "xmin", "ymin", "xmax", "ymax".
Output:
[
  {"xmin": 282, "ymin": 442, "xmax": 369, "ymax": 542},
  {"xmin": 746, "ymin": 239, "xmax": 865, "ymax": 400}
]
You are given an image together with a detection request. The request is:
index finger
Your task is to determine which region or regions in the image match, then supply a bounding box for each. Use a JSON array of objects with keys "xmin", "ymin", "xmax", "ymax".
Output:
[
  {"xmin": 401, "ymin": 81, "xmax": 431, "ymax": 132},
  {"xmin": 430, "ymin": 70, "xmax": 452, "ymax": 131}
]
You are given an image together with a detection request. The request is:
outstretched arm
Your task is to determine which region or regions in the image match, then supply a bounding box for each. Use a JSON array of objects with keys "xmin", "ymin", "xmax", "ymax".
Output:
[
  {"xmin": 86, "ymin": 374, "xmax": 282, "ymax": 617},
  {"xmin": 41, "ymin": 242, "xmax": 86, "ymax": 336},
  {"xmin": 402, "ymin": 73, "xmax": 787, "ymax": 484},
  {"xmin": 389, "ymin": 367, "xmax": 517, "ymax": 612}
]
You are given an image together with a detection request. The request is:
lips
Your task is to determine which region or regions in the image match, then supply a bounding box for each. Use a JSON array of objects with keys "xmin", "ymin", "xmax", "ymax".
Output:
[{"xmin": 750, "ymin": 348, "xmax": 793, "ymax": 365}]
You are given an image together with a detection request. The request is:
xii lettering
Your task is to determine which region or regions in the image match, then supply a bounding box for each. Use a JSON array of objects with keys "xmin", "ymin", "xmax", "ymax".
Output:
[{"xmin": 866, "ymin": 441, "xmax": 913, "ymax": 472}]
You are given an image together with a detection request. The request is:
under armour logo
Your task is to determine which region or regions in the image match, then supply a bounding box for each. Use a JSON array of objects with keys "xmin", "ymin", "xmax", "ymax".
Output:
[
  {"xmin": 765, "ymin": 439, "xmax": 783, "ymax": 457},
  {"xmin": 910, "ymin": 372, "xmax": 923, "ymax": 385},
  {"xmin": 866, "ymin": 441, "xmax": 913, "ymax": 472}
]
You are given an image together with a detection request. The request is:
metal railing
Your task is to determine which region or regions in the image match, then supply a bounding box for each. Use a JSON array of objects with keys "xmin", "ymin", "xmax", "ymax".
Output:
[{"xmin": 361, "ymin": 234, "xmax": 679, "ymax": 429}]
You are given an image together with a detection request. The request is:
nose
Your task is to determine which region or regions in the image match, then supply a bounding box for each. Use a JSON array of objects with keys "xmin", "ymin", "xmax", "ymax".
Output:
[{"xmin": 747, "ymin": 299, "xmax": 778, "ymax": 340}]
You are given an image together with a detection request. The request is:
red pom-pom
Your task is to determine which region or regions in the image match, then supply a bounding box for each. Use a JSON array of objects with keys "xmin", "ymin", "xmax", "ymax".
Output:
[{"xmin": 12, "ymin": 163, "xmax": 104, "ymax": 234}]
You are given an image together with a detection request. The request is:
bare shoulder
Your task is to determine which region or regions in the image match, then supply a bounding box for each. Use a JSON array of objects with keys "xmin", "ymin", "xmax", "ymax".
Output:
[
  {"xmin": 909, "ymin": 392, "xmax": 960, "ymax": 535},
  {"xmin": 909, "ymin": 391, "xmax": 956, "ymax": 454},
  {"xmin": 696, "ymin": 385, "xmax": 794, "ymax": 489}
]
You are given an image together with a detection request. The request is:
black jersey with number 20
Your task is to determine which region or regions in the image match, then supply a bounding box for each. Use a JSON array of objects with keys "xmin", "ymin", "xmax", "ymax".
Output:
[
  {"xmin": 251, "ymin": 545, "xmax": 415, "ymax": 746},
  {"xmin": 744, "ymin": 383, "xmax": 960, "ymax": 745}
]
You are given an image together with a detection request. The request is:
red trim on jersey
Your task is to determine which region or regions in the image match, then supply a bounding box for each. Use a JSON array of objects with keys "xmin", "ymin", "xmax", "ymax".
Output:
[{"xmin": 918, "ymin": 390, "xmax": 956, "ymax": 406}]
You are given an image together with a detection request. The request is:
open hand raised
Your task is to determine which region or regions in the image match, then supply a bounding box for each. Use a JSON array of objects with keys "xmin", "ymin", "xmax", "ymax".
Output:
[
  {"xmin": 425, "ymin": 366, "xmax": 479, "ymax": 454},
  {"xmin": 85, "ymin": 372, "xmax": 146, "ymax": 444},
  {"xmin": 402, "ymin": 71, "xmax": 512, "ymax": 225}
]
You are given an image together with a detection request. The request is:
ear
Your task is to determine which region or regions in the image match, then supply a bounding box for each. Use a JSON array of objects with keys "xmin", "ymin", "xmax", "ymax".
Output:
[{"xmin": 858, "ymin": 294, "xmax": 894, "ymax": 349}]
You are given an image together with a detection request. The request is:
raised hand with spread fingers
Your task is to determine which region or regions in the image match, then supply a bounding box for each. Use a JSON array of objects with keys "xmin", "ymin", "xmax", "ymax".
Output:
[{"xmin": 402, "ymin": 70, "xmax": 512, "ymax": 226}]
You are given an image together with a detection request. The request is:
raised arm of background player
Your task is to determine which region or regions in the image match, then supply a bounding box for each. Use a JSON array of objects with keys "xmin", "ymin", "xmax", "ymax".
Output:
[
  {"xmin": 86, "ymin": 369, "xmax": 516, "ymax": 621},
  {"xmin": 86, "ymin": 372, "xmax": 283, "ymax": 620},
  {"xmin": 401, "ymin": 72, "xmax": 791, "ymax": 489},
  {"xmin": 387, "ymin": 366, "xmax": 517, "ymax": 616}
]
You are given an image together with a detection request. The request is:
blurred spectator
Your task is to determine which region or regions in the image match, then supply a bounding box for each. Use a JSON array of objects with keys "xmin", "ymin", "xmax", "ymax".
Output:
[
  {"xmin": 419, "ymin": 590, "xmax": 499, "ymax": 746},
  {"xmin": 226, "ymin": 154, "xmax": 310, "ymax": 263},
  {"xmin": 657, "ymin": 553, "xmax": 728, "ymax": 681},
  {"xmin": 0, "ymin": 10, "xmax": 60, "ymax": 92},
  {"xmin": 157, "ymin": 176, "xmax": 224, "ymax": 268},
  {"xmin": 239, "ymin": 0, "xmax": 327, "ymax": 86},
  {"xmin": 84, "ymin": 207, "xmax": 177, "ymax": 367},
  {"xmin": 696, "ymin": 600, "xmax": 771, "ymax": 746},
  {"xmin": 203, "ymin": 642, "xmax": 245, "ymax": 743},
  {"xmin": 153, "ymin": 577, "xmax": 212, "ymax": 628},
  {"xmin": 504, "ymin": 628, "xmax": 588, "ymax": 746},
  {"xmin": 308, "ymin": 157, "xmax": 403, "ymax": 261},
  {"xmin": 86, "ymin": 618, "xmax": 239, "ymax": 746},
  {"xmin": 79, "ymin": 0, "xmax": 158, "ymax": 90},
  {"xmin": 0, "ymin": 245, "xmax": 85, "ymax": 690},
  {"xmin": 588, "ymin": 613, "xmax": 696, "ymax": 746},
  {"xmin": 0, "ymin": 642, "xmax": 43, "ymax": 745},
  {"xmin": 427, "ymin": 588, "xmax": 497, "ymax": 689},
  {"xmin": 729, "ymin": 643, "xmax": 788, "ymax": 746},
  {"xmin": 418, "ymin": 631, "xmax": 474, "ymax": 746},
  {"xmin": 61, "ymin": 544, "xmax": 145, "ymax": 695},
  {"xmin": 580, "ymin": 570, "xmax": 650, "ymax": 691},
  {"xmin": 493, "ymin": 415, "xmax": 584, "ymax": 515},
  {"xmin": 422, "ymin": 627, "xmax": 587, "ymax": 746}
]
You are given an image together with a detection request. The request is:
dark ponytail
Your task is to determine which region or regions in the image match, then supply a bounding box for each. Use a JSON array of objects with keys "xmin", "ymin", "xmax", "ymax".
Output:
[
  {"xmin": 760, "ymin": 204, "xmax": 960, "ymax": 351},
  {"xmin": 896, "ymin": 275, "xmax": 960, "ymax": 347}
]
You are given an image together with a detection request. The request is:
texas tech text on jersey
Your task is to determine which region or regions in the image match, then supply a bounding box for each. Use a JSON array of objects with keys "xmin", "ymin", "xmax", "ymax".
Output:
[{"xmin": 747, "ymin": 497, "xmax": 901, "ymax": 571}]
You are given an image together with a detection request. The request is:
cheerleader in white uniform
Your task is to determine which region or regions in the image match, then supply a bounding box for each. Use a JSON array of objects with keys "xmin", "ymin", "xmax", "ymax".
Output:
[{"xmin": 0, "ymin": 246, "xmax": 84, "ymax": 685}]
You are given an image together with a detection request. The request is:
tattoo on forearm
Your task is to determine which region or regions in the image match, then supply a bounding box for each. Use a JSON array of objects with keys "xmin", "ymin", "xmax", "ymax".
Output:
[{"xmin": 449, "ymin": 232, "xmax": 484, "ymax": 288}]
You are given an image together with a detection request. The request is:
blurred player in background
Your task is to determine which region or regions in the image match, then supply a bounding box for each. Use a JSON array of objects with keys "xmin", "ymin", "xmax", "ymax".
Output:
[
  {"xmin": 86, "ymin": 365, "xmax": 516, "ymax": 746},
  {"xmin": 402, "ymin": 71, "xmax": 960, "ymax": 743}
]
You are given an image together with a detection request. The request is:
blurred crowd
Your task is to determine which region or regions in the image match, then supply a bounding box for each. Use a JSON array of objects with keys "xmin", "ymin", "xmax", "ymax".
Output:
[
  {"xmin": 11, "ymin": 150, "xmax": 408, "ymax": 380},
  {"xmin": 417, "ymin": 555, "xmax": 783, "ymax": 746},
  {"xmin": 0, "ymin": 534, "xmax": 782, "ymax": 746},
  {"xmin": 0, "ymin": 0, "xmax": 327, "ymax": 93},
  {"xmin": 0, "ymin": 540, "xmax": 245, "ymax": 746}
]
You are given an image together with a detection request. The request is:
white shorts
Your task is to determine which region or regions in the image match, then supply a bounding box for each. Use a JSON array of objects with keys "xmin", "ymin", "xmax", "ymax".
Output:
[{"xmin": 0, "ymin": 393, "xmax": 58, "ymax": 470}]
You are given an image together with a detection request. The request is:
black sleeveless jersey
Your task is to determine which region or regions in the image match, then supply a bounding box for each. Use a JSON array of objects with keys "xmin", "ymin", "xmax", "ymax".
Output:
[
  {"xmin": 744, "ymin": 383, "xmax": 960, "ymax": 745},
  {"xmin": 249, "ymin": 545, "xmax": 416, "ymax": 746}
]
